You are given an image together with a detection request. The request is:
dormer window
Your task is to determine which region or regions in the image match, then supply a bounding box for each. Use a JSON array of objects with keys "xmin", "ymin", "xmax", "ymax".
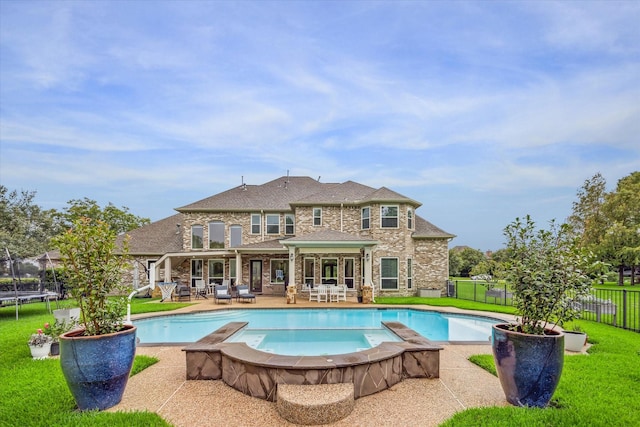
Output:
[{"xmin": 381, "ymin": 205, "xmax": 398, "ymax": 228}]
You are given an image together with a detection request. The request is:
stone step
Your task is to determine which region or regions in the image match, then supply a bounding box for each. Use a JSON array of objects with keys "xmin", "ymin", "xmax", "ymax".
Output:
[{"xmin": 276, "ymin": 383, "xmax": 355, "ymax": 425}]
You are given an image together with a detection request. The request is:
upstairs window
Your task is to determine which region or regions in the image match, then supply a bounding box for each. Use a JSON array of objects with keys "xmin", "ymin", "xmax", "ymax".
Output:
[
  {"xmin": 230, "ymin": 225, "xmax": 242, "ymax": 247},
  {"xmin": 381, "ymin": 205, "xmax": 398, "ymax": 228},
  {"xmin": 407, "ymin": 208, "xmax": 414, "ymax": 230},
  {"xmin": 266, "ymin": 214, "xmax": 280, "ymax": 234},
  {"xmin": 361, "ymin": 207, "xmax": 370, "ymax": 230},
  {"xmin": 251, "ymin": 213, "xmax": 261, "ymax": 234},
  {"xmin": 313, "ymin": 208, "xmax": 322, "ymax": 226},
  {"xmin": 285, "ymin": 213, "xmax": 295, "ymax": 235},
  {"xmin": 208, "ymin": 221, "xmax": 225, "ymax": 248},
  {"xmin": 191, "ymin": 225, "xmax": 203, "ymax": 249}
]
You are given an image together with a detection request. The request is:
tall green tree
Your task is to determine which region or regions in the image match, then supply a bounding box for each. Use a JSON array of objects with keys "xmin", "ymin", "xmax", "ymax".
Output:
[
  {"xmin": 60, "ymin": 198, "xmax": 150, "ymax": 234},
  {"xmin": 601, "ymin": 172, "xmax": 640, "ymax": 285},
  {"xmin": 457, "ymin": 247, "xmax": 486, "ymax": 277},
  {"xmin": 0, "ymin": 186, "xmax": 61, "ymax": 265},
  {"xmin": 567, "ymin": 173, "xmax": 608, "ymax": 248}
]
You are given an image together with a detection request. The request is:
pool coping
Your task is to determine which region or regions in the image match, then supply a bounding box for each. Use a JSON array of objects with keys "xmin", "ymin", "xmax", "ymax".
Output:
[{"xmin": 183, "ymin": 320, "xmax": 442, "ymax": 401}]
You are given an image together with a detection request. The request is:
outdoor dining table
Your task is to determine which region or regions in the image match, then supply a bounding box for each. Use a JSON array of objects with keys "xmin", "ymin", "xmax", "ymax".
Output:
[{"xmin": 157, "ymin": 282, "xmax": 177, "ymax": 302}]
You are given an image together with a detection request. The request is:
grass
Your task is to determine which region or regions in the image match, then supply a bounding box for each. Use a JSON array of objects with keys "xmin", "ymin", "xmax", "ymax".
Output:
[
  {"xmin": 2, "ymin": 296, "xmax": 639, "ymax": 426},
  {"xmin": 0, "ymin": 298, "xmax": 189, "ymax": 427},
  {"xmin": 375, "ymin": 297, "xmax": 640, "ymax": 426}
]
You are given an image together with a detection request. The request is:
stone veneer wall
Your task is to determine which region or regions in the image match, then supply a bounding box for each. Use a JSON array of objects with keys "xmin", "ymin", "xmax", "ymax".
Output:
[
  {"xmin": 165, "ymin": 202, "xmax": 448, "ymax": 296},
  {"xmin": 184, "ymin": 321, "xmax": 442, "ymax": 402}
]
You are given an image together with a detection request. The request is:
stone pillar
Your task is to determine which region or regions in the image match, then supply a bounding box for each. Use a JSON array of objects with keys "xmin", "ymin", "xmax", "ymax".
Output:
[{"xmin": 362, "ymin": 284, "xmax": 373, "ymax": 304}]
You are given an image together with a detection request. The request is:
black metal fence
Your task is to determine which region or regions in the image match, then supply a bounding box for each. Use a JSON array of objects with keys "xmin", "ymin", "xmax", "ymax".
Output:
[{"xmin": 449, "ymin": 280, "xmax": 640, "ymax": 333}]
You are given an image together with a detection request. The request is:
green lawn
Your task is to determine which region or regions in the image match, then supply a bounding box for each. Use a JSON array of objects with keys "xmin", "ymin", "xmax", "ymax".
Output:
[{"xmin": 1, "ymin": 297, "xmax": 639, "ymax": 426}]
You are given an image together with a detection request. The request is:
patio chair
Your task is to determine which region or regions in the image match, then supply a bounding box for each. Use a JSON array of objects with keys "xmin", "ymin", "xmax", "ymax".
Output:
[
  {"xmin": 329, "ymin": 285, "xmax": 340, "ymax": 302},
  {"xmin": 214, "ymin": 284, "xmax": 232, "ymax": 304},
  {"xmin": 175, "ymin": 285, "xmax": 191, "ymax": 302},
  {"xmin": 317, "ymin": 285, "xmax": 328, "ymax": 303},
  {"xmin": 309, "ymin": 285, "xmax": 319, "ymax": 302},
  {"xmin": 235, "ymin": 284, "xmax": 256, "ymax": 303},
  {"xmin": 194, "ymin": 279, "xmax": 208, "ymax": 299}
]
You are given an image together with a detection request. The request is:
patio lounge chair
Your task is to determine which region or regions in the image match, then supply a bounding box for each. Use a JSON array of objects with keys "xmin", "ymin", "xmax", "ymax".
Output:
[
  {"xmin": 236, "ymin": 284, "xmax": 256, "ymax": 303},
  {"xmin": 214, "ymin": 284, "xmax": 232, "ymax": 304}
]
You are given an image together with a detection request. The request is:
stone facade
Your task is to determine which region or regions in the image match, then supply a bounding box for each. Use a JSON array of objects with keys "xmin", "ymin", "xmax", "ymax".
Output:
[{"xmin": 122, "ymin": 177, "xmax": 454, "ymax": 297}]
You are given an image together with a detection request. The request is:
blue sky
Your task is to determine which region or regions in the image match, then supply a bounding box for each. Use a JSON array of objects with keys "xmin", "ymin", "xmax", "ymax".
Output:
[{"xmin": 1, "ymin": 1, "xmax": 638, "ymax": 251}]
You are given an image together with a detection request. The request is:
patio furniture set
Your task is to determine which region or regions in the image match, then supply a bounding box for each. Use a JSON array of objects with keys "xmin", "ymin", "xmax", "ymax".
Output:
[{"xmin": 307, "ymin": 284, "xmax": 348, "ymax": 303}]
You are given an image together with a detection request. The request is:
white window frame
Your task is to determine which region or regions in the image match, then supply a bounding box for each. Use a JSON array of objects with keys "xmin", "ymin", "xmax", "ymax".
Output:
[
  {"xmin": 208, "ymin": 221, "xmax": 225, "ymax": 249},
  {"xmin": 313, "ymin": 207, "xmax": 322, "ymax": 226},
  {"xmin": 304, "ymin": 257, "xmax": 315, "ymax": 287},
  {"xmin": 344, "ymin": 257, "xmax": 355, "ymax": 289},
  {"xmin": 191, "ymin": 225, "xmax": 203, "ymax": 249},
  {"xmin": 251, "ymin": 213, "xmax": 261, "ymax": 234},
  {"xmin": 270, "ymin": 259, "xmax": 289, "ymax": 284},
  {"xmin": 380, "ymin": 257, "xmax": 399, "ymax": 290},
  {"xmin": 285, "ymin": 213, "xmax": 295, "ymax": 235},
  {"xmin": 230, "ymin": 224, "xmax": 242, "ymax": 247},
  {"xmin": 191, "ymin": 259, "xmax": 203, "ymax": 287},
  {"xmin": 208, "ymin": 259, "xmax": 225, "ymax": 285},
  {"xmin": 407, "ymin": 208, "xmax": 414, "ymax": 230},
  {"xmin": 321, "ymin": 257, "xmax": 338, "ymax": 284},
  {"xmin": 266, "ymin": 214, "xmax": 280, "ymax": 234},
  {"xmin": 361, "ymin": 206, "xmax": 370, "ymax": 230},
  {"xmin": 380, "ymin": 205, "xmax": 399, "ymax": 228},
  {"xmin": 407, "ymin": 258, "xmax": 413, "ymax": 289}
]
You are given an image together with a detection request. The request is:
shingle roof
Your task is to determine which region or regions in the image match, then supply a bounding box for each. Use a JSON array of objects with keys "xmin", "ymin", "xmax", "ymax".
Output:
[
  {"xmin": 178, "ymin": 176, "xmax": 422, "ymax": 211},
  {"xmin": 413, "ymin": 215, "xmax": 456, "ymax": 239},
  {"xmin": 117, "ymin": 214, "xmax": 184, "ymax": 255},
  {"xmin": 283, "ymin": 229, "xmax": 376, "ymax": 243},
  {"xmin": 177, "ymin": 176, "xmax": 327, "ymax": 212}
]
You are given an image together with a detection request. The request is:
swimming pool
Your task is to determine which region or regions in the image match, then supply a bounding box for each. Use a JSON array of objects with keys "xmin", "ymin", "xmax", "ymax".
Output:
[
  {"xmin": 134, "ymin": 308, "xmax": 499, "ymax": 344},
  {"xmin": 225, "ymin": 327, "xmax": 403, "ymax": 356}
]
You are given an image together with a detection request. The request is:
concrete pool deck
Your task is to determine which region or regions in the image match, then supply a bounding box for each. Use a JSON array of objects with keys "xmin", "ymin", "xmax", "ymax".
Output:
[{"xmin": 111, "ymin": 295, "xmax": 512, "ymax": 426}]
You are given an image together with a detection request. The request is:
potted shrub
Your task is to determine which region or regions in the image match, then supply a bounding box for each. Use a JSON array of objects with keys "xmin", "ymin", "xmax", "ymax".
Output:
[
  {"xmin": 53, "ymin": 217, "xmax": 135, "ymax": 411},
  {"xmin": 27, "ymin": 324, "xmax": 53, "ymax": 359},
  {"xmin": 493, "ymin": 216, "xmax": 595, "ymax": 407}
]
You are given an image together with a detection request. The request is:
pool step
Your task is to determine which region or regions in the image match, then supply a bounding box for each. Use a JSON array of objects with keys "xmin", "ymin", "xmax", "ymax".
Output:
[{"xmin": 277, "ymin": 383, "xmax": 354, "ymax": 425}]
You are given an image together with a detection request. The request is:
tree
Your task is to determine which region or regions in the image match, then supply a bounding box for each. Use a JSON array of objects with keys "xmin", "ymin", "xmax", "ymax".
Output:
[
  {"xmin": 600, "ymin": 172, "xmax": 640, "ymax": 286},
  {"xmin": 456, "ymin": 247, "xmax": 486, "ymax": 277},
  {"xmin": 567, "ymin": 173, "xmax": 608, "ymax": 248},
  {"xmin": 0, "ymin": 186, "xmax": 62, "ymax": 266},
  {"xmin": 448, "ymin": 249, "xmax": 463, "ymax": 276},
  {"xmin": 59, "ymin": 198, "xmax": 150, "ymax": 234}
]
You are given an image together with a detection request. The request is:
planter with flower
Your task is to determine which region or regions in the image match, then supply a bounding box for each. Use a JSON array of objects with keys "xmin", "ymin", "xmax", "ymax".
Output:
[
  {"xmin": 28, "ymin": 324, "xmax": 54, "ymax": 359},
  {"xmin": 493, "ymin": 216, "xmax": 596, "ymax": 408},
  {"xmin": 53, "ymin": 217, "xmax": 135, "ymax": 411}
]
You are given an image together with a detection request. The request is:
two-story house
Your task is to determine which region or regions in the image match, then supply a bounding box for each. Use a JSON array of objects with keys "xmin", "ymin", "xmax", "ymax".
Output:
[{"xmin": 124, "ymin": 176, "xmax": 455, "ymax": 297}]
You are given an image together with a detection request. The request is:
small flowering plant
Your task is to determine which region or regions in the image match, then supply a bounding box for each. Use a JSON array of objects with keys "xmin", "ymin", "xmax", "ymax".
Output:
[{"xmin": 28, "ymin": 323, "xmax": 54, "ymax": 347}]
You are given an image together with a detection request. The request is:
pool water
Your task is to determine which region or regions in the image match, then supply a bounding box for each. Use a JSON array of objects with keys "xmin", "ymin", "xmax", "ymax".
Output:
[
  {"xmin": 134, "ymin": 308, "xmax": 499, "ymax": 345},
  {"xmin": 225, "ymin": 328, "xmax": 402, "ymax": 356}
]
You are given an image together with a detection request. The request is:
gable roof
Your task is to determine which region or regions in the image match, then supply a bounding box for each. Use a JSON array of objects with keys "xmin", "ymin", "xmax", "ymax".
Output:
[
  {"xmin": 178, "ymin": 176, "xmax": 421, "ymax": 212},
  {"xmin": 177, "ymin": 176, "xmax": 327, "ymax": 212}
]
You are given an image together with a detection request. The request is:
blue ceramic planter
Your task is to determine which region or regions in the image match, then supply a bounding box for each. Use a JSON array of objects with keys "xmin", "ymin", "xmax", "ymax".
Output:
[
  {"xmin": 492, "ymin": 324, "xmax": 564, "ymax": 408},
  {"xmin": 59, "ymin": 325, "xmax": 136, "ymax": 411}
]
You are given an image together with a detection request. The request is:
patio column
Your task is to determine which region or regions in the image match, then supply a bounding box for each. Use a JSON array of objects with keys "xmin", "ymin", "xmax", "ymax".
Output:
[
  {"xmin": 363, "ymin": 247, "xmax": 373, "ymax": 286},
  {"xmin": 235, "ymin": 252, "xmax": 242, "ymax": 284},
  {"xmin": 288, "ymin": 248, "xmax": 296, "ymax": 286},
  {"xmin": 164, "ymin": 257, "xmax": 172, "ymax": 282}
]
